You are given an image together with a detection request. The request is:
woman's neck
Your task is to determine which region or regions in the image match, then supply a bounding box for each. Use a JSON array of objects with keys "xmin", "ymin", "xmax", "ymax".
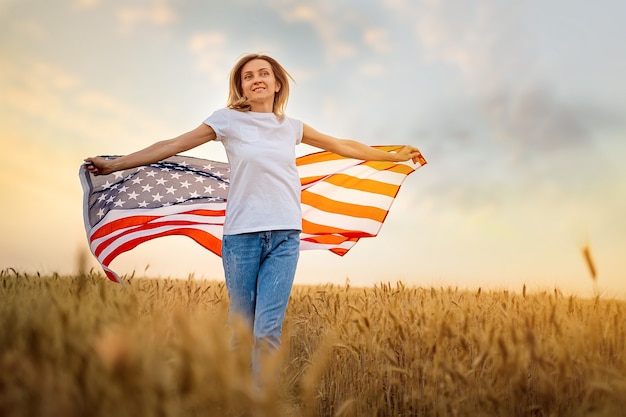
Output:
[{"xmin": 248, "ymin": 100, "xmax": 274, "ymax": 113}]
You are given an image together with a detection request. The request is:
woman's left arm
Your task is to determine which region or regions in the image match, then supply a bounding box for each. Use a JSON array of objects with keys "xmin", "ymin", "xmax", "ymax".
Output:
[{"xmin": 301, "ymin": 123, "xmax": 422, "ymax": 163}]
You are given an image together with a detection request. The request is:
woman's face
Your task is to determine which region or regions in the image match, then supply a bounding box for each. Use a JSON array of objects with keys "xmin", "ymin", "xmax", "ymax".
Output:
[{"xmin": 240, "ymin": 59, "xmax": 281, "ymax": 110}]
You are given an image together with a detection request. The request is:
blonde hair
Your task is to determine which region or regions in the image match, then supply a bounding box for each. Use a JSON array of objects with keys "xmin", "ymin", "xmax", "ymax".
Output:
[{"xmin": 227, "ymin": 53, "xmax": 294, "ymax": 118}]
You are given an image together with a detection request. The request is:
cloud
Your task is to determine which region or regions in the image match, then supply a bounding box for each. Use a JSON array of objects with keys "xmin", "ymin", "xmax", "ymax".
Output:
[
  {"xmin": 0, "ymin": 57, "xmax": 171, "ymax": 150},
  {"xmin": 73, "ymin": 0, "xmax": 100, "ymax": 8},
  {"xmin": 409, "ymin": 1, "xmax": 616, "ymax": 158},
  {"xmin": 278, "ymin": 2, "xmax": 358, "ymax": 62},
  {"xmin": 415, "ymin": 2, "xmax": 531, "ymax": 86},
  {"xmin": 13, "ymin": 19, "xmax": 48, "ymax": 40},
  {"xmin": 188, "ymin": 31, "xmax": 234, "ymax": 84},
  {"xmin": 363, "ymin": 28, "xmax": 393, "ymax": 54},
  {"xmin": 358, "ymin": 62, "xmax": 386, "ymax": 77},
  {"xmin": 481, "ymin": 85, "xmax": 600, "ymax": 155},
  {"xmin": 115, "ymin": 0, "xmax": 179, "ymax": 33}
]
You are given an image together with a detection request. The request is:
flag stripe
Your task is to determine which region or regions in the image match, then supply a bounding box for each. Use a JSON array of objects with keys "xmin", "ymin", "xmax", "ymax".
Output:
[
  {"xmin": 300, "ymin": 162, "xmax": 412, "ymax": 192},
  {"xmin": 299, "ymin": 241, "xmax": 357, "ymax": 253},
  {"xmin": 90, "ymin": 210, "xmax": 225, "ymax": 246},
  {"xmin": 362, "ymin": 160, "xmax": 415, "ymax": 175},
  {"xmin": 300, "ymin": 233, "xmax": 356, "ymax": 245},
  {"xmin": 301, "ymin": 181, "xmax": 393, "ymax": 210},
  {"xmin": 299, "ymin": 238, "xmax": 357, "ymax": 255},
  {"xmin": 100, "ymin": 224, "xmax": 224, "ymax": 264},
  {"xmin": 91, "ymin": 203, "xmax": 228, "ymax": 230},
  {"xmin": 90, "ymin": 206, "xmax": 226, "ymax": 239},
  {"xmin": 318, "ymin": 174, "xmax": 401, "ymax": 197},
  {"xmin": 90, "ymin": 209, "xmax": 225, "ymax": 252},
  {"xmin": 91, "ymin": 215, "xmax": 161, "ymax": 240},
  {"xmin": 301, "ymin": 216, "xmax": 376, "ymax": 238},
  {"xmin": 93, "ymin": 220, "xmax": 222, "ymax": 258},
  {"xmin": 301, "ymin": 191, "xmax": 388, "ymax": 222}
]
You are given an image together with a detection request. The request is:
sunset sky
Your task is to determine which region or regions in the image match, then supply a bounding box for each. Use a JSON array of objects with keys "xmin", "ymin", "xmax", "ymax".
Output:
[{"xmin": 1, "ymin": 0, "xmax": 624, "ymax": 297}]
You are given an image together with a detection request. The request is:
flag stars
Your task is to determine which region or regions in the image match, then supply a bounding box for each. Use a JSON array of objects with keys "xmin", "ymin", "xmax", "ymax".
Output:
[{"xmin": 88, "ymin": 157, "xmax": 232, "ymax": 229}]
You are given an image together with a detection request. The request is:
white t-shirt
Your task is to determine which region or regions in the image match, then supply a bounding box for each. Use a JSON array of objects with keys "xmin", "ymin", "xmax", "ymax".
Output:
[{"xmin": 203, "ymin": 108, "xmax": 304, "ymax": 235}]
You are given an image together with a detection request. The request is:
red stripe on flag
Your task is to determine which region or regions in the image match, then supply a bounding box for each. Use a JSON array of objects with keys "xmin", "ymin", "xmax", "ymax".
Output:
[
  {"xmin": 301, "ymin": 218, "xmax": 375, "ymax": 239},
  {"xmin": 91, "ymin": 215, "xmax": 161, "ymax": 240},
  {"xmin": 300, "ymin": 234, "xmax": 353, "ymax": 245},
  {"xmin": 101, "ymin": 228, "xmax": 223, "ymax": 267}
]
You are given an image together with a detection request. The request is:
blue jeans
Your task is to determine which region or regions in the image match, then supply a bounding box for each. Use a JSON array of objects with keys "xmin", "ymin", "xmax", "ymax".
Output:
[{"xmin": 222, "ymin": 230, "xmax": 300, "ymax": 364}]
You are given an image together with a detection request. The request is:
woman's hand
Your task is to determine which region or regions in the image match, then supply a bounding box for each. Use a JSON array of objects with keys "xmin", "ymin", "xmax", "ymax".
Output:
[
  {"xmin": 83, "ymin": 157, "xmax": 114, "ymax": 176},
  {"xmin": 394, "ymin": 145, "xmax": 423, "ymax": 164}
]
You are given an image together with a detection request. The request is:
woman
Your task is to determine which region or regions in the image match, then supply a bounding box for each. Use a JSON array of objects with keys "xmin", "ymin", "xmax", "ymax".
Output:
[{"xmin": 85, "ymin": 53, "xmax": 422, "ymax": 371}]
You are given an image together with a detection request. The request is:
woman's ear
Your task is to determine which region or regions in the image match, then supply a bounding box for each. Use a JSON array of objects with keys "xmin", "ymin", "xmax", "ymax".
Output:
[{"xmin": 275, "ymin": 82, "xmax": 281, "ymax": 93}]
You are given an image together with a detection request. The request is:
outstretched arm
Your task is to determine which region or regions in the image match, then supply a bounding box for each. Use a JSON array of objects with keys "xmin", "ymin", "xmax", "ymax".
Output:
[
  {"xmin": 84, "ymin": 123, "xmax": 217, "ymax": 175},
  {"xmin": 301, "ymin": 124, "xmax": 422, "ymax": 163}
]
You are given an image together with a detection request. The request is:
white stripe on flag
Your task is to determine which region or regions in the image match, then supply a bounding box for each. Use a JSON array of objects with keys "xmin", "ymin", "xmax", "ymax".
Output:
[
  {"xmin": 301, "ymin": 204, "xmax": 383, "ymax": 235},
  {"xmin": 303, "ymin": 181, "xmax": 394, "ymax": 210}
]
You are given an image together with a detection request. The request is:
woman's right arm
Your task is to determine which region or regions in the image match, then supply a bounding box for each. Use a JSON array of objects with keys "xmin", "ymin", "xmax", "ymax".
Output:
[{"xmin": 84, "ymin": 123, "xmax": 216, "ymax": 176}]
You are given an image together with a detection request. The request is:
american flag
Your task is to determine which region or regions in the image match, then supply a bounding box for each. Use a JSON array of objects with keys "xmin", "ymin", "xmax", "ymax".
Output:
[{"xmin": 80, "ymin": 146, "xmax": 426, "ymax": 283}]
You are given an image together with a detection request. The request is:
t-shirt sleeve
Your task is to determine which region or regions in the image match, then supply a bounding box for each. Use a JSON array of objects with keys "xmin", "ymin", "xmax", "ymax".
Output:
[
  {"xmin": 203, "ymin": 109, "xmax": 229, "ymax": 141},
  {"xmin": 290, "ymin": 117, "xmax": 304, "ymax": 145}
]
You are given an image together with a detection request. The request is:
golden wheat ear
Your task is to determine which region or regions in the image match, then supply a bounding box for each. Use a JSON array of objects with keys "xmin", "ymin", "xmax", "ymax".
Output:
[{"xmin": 581, "ymin": 244, "xmax": 597, "ymax": 281}]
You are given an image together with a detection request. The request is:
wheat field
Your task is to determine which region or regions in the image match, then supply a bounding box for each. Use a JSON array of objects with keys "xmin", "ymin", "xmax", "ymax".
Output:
[{"xmin": 1, "ymin": 270, "xmax": 624, "ymax": 417}]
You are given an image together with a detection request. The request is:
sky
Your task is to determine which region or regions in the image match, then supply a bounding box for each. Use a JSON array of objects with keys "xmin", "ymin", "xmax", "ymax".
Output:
[{"xmin": 1, "ymin": 0, "xmax": 625, "ymax": 297}]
